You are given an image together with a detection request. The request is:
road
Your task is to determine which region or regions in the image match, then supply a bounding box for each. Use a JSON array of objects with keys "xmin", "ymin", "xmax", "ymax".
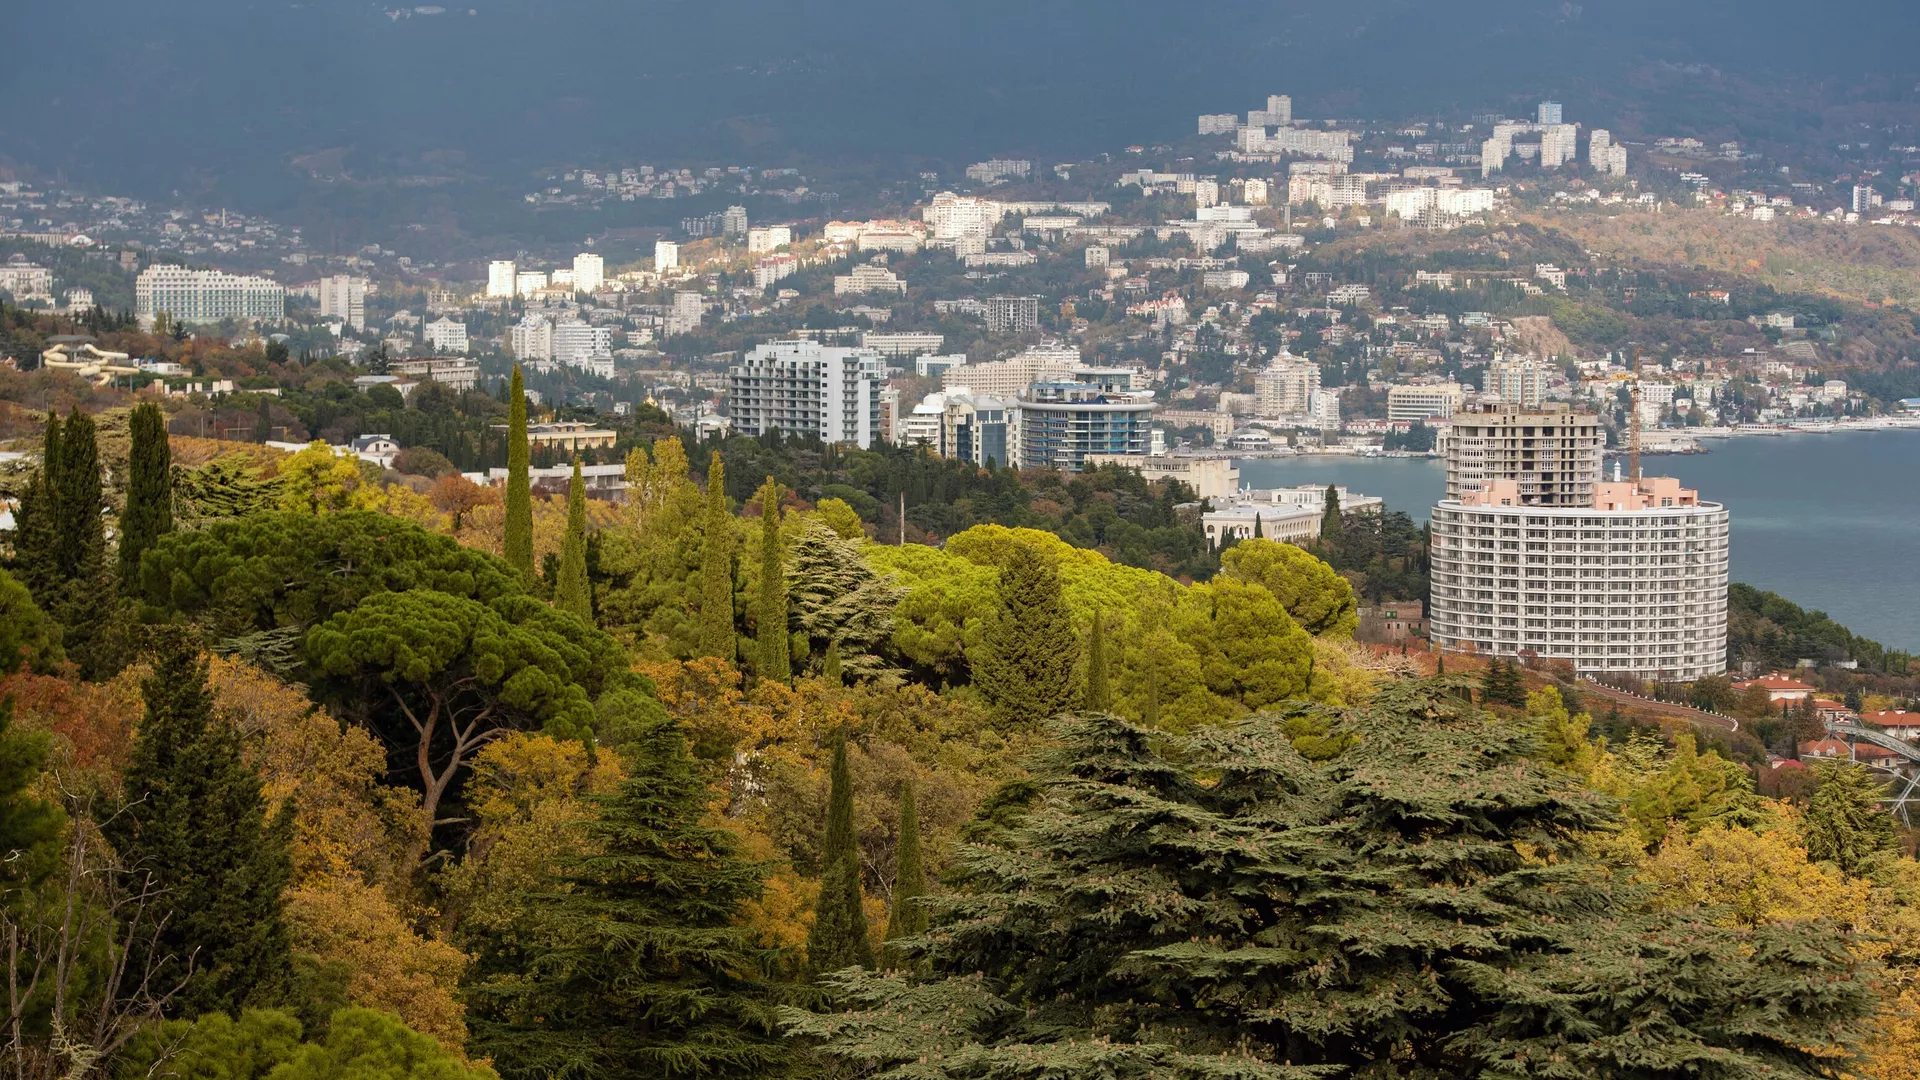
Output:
[{"xmin": 1578, "ymin": 679, "xmax": 1740, "ymax": 735}]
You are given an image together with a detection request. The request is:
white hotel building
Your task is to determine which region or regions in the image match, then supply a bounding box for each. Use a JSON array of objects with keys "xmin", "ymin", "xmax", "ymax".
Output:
[
  {"xmin": 727, "ymin": 340, "xmax": 886, "ymax": 449},
  {"xmin": 136, "ymin": 265, "xmax": 285, "ymax": 325},
  {"xmin": 1428, "ymin": 407, "xmax": 1729, "ymax": 679}
]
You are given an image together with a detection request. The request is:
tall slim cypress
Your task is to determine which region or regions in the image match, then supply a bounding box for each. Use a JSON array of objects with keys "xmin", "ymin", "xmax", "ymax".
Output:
[
  {"xmin": 1085, "ymin": 608, "xmax": 1111, "ymax": 713},
  {"xmin": 882, "ymin": 778, "xmax": 925, "ymax": 969},
  {"xmin": 118, "ymin": 401, "xmax": 173, "ymax": 593},
  {"xmin": 503, "ymin": 364, "xmax": 534, "ymax": 580},
  {"xmin": 696, "ymin": 454, "xmax": 735, "ymax": 661},
  {"xmin": 10, "ymin": 412, "xmax": 62, "ymax": 608},
  {"xmin": 754, "ymin": 477, "xmax": 790, "ymax": 684},
  {"xmin": 104, "ymin": 629, "xmax": 293, "ymax": 1016},
  {"xmin": 555, "ymin": 458, "xmax": 592, "ymax": 622},
  {"xmin": 1320, "ymin": 483, "xmax": 1343, "ymax": 545},
  {"xmin": 52, "ymin": 407, "xmax": 103, "ymax": 581},
  {"xmin": 808, "ymin": 739, "xmax": 872, "ymax": 973}
]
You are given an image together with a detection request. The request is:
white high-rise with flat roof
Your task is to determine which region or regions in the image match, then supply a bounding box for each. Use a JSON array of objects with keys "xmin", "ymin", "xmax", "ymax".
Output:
[
  {"xmin": 572, "ymin": 252, "xmax": 604, "ymax": 294},
  {"xmin": 729, "ymin": 340, "xmax": 886, "ymax": 448},
  {"xmin": 487, "ymin": 260, "xmax": 517, "ymax": 299},
  {"xmin": 1538, "ymin": 101, "xmax": 1563, "ymax": 125},
  {"xmin": 317, "ymin": 274, "xmax": 368, "ymax": 331},
  {"xmin": 424, "ymin": 317, "xmax": 469, "ymax": 354},
  {"xmin": 654, "ymin": 240, "xmax": 679, "ymax": 272},
  {"xmin": 136, "ymin": 265, "xmax": 285, "ymax": 325}
]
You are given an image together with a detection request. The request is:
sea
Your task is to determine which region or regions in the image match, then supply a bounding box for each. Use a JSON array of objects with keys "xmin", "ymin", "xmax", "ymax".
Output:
[{"xmin": 1236, "ymin": 428, "xmax": 1920, "ymax": 652}]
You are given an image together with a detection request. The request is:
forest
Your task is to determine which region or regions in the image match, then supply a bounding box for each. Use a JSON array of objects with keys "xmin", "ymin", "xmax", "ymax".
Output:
[{"xmin": 0, "ymin": 365, "xmax": 1917, "ymax": 1079}]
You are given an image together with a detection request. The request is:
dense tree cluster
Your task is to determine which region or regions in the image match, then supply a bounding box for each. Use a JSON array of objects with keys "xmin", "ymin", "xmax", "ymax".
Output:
[{"xmin": 0, "ymin": 385, "xmax": 1911, "ymax": 1080}]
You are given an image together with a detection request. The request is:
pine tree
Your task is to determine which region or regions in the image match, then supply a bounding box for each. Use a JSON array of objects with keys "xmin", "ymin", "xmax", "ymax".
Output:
[
  {"xmin": 787, "ymin": 522, "xmax": 900, "ymax": 681},
  {"xmin": 555, "ymin": 458, "xmax": 592, "ymax": 622},
  {"xmin": 1802, "ymin": 760, "xmax": 1898, "ymax": 876},
  {"xmin": 503, "ymin": 364, "xmax": 534, "ymax": 580},
  {"xmin": 882, "ymin": 778, "xmax": 926, "ymax": 969},
  {"xmin": 105, "ymin": 629, "xmax": 294, "ymax": 1016},
  {"xmin": 754, "ymin": 477, "xmax": 790, "ymax": 684},
  {"xmin": 972, "ymin": 543, "xmax": 1080, "ymax": 722},
  {"xmin": 468, "ymin": 717, "xmax": 789, "ymax": 1080},
  {"xmin": 808, "ymin": 740, "xmax": 872, "ymax": 974},
  {"xmin": 696, "ymin": 454, "xmax": 735, "ymax": 661},
  {"xmin": 1084, "ymin": 608, "xmax": 1111, "ymax": 713},
  {"xmin": 1481, "ymin": 658, "xmax": 1527, "ymax": 708},
  {"xmin": 789, "ymin": 697, "xmax": 1879, "ymax": 1079},
  {"xmin": 1320, "ymin": 483, "xmax": 1343, "ymax": 545},
  {"xmin": 119, "ymin": 400, "xmax": 173, "ymax": 593}
]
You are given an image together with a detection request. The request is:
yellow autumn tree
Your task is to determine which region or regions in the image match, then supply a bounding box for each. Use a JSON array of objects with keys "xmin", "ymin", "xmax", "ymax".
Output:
[
  {"xmin": 1638, "ymin": 819, "xmax": 1868, "ymax": 929},
  {"xmin": 285, "ymin": 878, "xmax": 474, "ymax": 1053},
  {"xmin": 438, "ymin": 732, "xmax": 625, "ymax": 942},
  {"xmin": 277, "ymin": 441, "xmax": 383, "ymax": 514}
]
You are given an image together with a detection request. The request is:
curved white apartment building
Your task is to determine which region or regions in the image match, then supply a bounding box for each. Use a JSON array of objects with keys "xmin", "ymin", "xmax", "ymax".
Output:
[{"xmin": 1429, "ymin": 475, "xmax": 1729, "ymax": 679}]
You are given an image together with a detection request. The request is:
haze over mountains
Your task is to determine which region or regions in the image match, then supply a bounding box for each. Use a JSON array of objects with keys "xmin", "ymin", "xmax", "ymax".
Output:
[{"xmin": 6, "ymin": 0, "xmax": 1920, "ymax": 209}]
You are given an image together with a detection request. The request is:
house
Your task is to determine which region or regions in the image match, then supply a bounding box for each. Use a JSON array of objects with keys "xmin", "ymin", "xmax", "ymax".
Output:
[
  {"xmin": 1358, "ymin": 601, "xmax": 1425, "ymax": 644},
  {"xmin": 1864, "ymin": 710, "xmax": 1920, "ymax": 742},
  {"xmin": 1799, "ymin": 738, "xmax": 1896, "ymax": 763},
  {"xmin": 1733, "ymin": 673, "xmax": 1817, "ymax": 703},
  {"xmin": 350, "ymin": 433, "xmax": 403, "ymax": 467}
]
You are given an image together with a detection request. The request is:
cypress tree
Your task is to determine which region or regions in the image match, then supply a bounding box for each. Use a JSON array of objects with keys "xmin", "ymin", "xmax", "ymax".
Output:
[
  {"xmin": 1252, "ymin": 513, "xmax": 1263, "ymax": 539},
  {"xmin": 808, "ymin": 740, "xmax": 872, "ymax": 973},
  {"xmin": 822, "ymin": 640, "xmax": 843, "ymax": 685},
  {"xmin": 1084, "ymin": 608, "xmax": 1111, "ymax": 713},
  {"xmin": 555, "ymin": 458, "xmax": 591, "ymax": 622},
  {"xmin": 1320, "ymin": 483, "xmax": 1343, "ymax": 545},
  {"xmin": 882, "ymin": 778, "xmax": 926, "ymax": 969},
  {"xmin": 503, "ymin": 364, "xmax": 533, "ymax": 580},
  {"xmin": 10, "ymin": 411, "xmax": 62, "ymax": 608},
  {"xmin": 696, "ymin": 454, "xmax": 735, "ymax": 661},
  {"xmin": 52, "ymin": 407, "xmax": 104, "ymax": 581},
  {"xmin": 972, "ymin": 543, "xmax": 1081, "ymax": 722},
  {"xmin": 467, "ymin": 716, "xmax": 788, "ymax": 1079},
  {"xmin": 118, "ymin": 400, "xmax": 173, "ymax": 593},
  {"xmin": 754, "ymin": 477, "xmax": 791, "ymax": 684},
  {"xmin": 105, "ymin": 629, "xmax": 293, "ymax": 1016}
]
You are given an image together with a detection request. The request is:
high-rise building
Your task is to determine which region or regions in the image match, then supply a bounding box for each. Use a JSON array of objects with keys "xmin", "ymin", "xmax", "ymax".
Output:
[
  {"xmin": 317, "ymin": 274, "xmax": 368, "ymax": 331},
  {"xmin": 940, "ymin": 343, "xmax": 1078, "ymax": 399},
  {"xmin": 964, "ymin": 159, "xmax": 1032, "ymax": 184},
  {"xmin": 654, "ymin": 240, "xmax": 679, "ymax": 272},
  {"xmin": 515, "ymin": 270, "xmax": 548, "ymax": 297},
  {"xmin": 1385, "ymin": 382, "xmax": 1465, "ymax": 423},
  {"xmin": 572, "ymin": 252, "xmax": 604, "ymax": 294},
  {"xmin": 728, "ymin": 340, "xmax": 886, "ymax": 448},
  {"xmin": 926, "ymin": 192, "xmax": 1003, "ymax": 241},
  {"xmin": 746, "ymin": 225, "xmax": 791, "ymax": 254},
  {"xmin": 423, "ymin": 317, "xmax": 469, "ymax": 354},
  {"xmin": 941, "ymin": 392, "xmax": 1012, "ymax": 468},
  {"xmin": 1428, "ymin": 468, "xmax": 1729, "ymax": 679},
  {"xmin": 1443, "ymin": 402, "xmax": 1602, "ymax": 506},
  {"xmin": 1539, "ymin": 124, "xmax": 1579, "ymax": 169},
  {"xmin": 1013, "ymin": 381, "xmax": 1156, "ymax": 470},
  {"xmin": 1538, "ymin": 101, "xmax": 1563, "ymax": 126},
  {"xmin": 552, "ymin": 319, "xmax": 613, "ymax": 370},
  {"xmin": 1484, "ymin": 356, "xmax": 1550, "ymax": 408},
  {"xmin": 509, "ymin": 315, "xmax": 554, "ymax": 362},
  {"xmin": 984, "ymin": 295, "xmax": 1041, "ymax": 334},
  {"xmin": 1255, "ymin": 355, "xmax": 1321, "ymax": 416},
  {"xmin": 487, "ymin": 260, "xmax": 517, "ymax": 299},
  {"xmin": 666, "ymin": 290, "xmax": 703, "ymax": 337},
  {"xmin": 135, "ymin": 265, "xmax": 285, "ymax": 325},
  {"xmin": 722, "ymin": 205, "xmax": 749, "ymax": 239}
]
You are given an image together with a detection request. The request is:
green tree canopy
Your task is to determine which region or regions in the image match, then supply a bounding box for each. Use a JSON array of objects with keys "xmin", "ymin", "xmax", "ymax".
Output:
[
  {"xmin": 119, "ymin": 400, "xmax": 174, "ymax": 592},
  {"xmin": 787, "ymin": 522, "xmax": 901, "ymax": 681},
  {"xmin": 139, "ymin": 512, "xmax": 526, "ymax": 642},
  {"xmin": 467, "ymin": 718, "xmax": 787, "ymax": 1080},
  {"xmin": 0, "ymin": 565, "xmax": 64, "ymax": 674},
  {"xmin": 1217, "ymin": 537, "xmax": 1358, "ymax": 637},
  {"xmin": 971, "ymin": 541, "xmax": 1080, "ymax": 722},
  {"xmin": 1801, "ymin": 759, "xmax": 1898, "ymax": 876},
  {"xmin": 106, "ymin": 630, "xmax": 294, "ymax": 1017},
  {"xmin": 753, "ymin": 478, "xmax": 791, "ymax": 684},
  {"xmin": 696, "ymin": 454, "xmax": 736, "ymax": 661},
  {"xmin": 305, "ymin": 589, "xmax": 647, "ymax": 870},
  {"xmin": 788, "ymin": 686, "xmax": 1877, "ymax": 1079},
  {"xmin": 555, "ymin": 459, "xmax": 592, "ymax": 623}
]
